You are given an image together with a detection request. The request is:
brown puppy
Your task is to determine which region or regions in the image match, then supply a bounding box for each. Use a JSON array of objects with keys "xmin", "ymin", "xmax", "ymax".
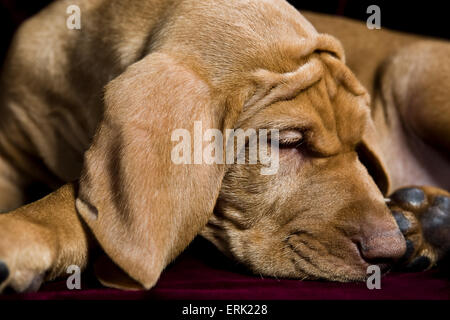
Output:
[{"xmin": 0, "ymin": 0, "xmax": 449, "ymax": 292}]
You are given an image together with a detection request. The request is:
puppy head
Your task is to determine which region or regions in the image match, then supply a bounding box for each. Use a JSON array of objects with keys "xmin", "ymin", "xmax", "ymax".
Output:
[
  {"xmin": 201, "ymin": 50, "xmax": 405, "ymax": 282},
  {"xmin": 77, "ymin": 3, "xmax": 404, "ymax": 289}
]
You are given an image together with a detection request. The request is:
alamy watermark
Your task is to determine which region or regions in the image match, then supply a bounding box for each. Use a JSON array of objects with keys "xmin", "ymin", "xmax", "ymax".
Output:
[
  {"xmin": 66, "ymin": 5, "xmax": 81, "ymax": 30},
  {"xmin": 367, "ymin": 5, "xmax": 381, "ymax": 30},
  {"xmin": 66, "ymin": 4, "xmax": 381, "ymax": 31},
  {"xmin": 366, "ymin": 265, "xmax": 381, "ymax": 289},
  {"xmin": 66, "ymin": 265, "xmax": 81, "ymax": 290},
  {"xmin": 171, "ymin": 121, "xmax": 280, "ymax": 175}
]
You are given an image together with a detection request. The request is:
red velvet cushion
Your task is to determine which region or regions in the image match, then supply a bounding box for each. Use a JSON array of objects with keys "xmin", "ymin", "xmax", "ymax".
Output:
[{"xmin": 1, "ymin": 238, "xmax": 449, "ymax": 300}]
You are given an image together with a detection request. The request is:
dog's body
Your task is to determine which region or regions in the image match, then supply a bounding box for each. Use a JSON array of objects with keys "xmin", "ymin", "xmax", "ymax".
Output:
[{"xmin": 0, "ymin": 0, "xmax": 449, "ymax": 292}]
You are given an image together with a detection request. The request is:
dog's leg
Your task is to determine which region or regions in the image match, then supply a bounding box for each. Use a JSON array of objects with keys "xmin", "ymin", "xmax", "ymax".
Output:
[
  {"xmin": 0, "ymin": 183, "xmax": 92, "ymax": 293},
  {"xmin": 380, "ymin": 41, "xmax": 450, "ymax": 271},
  {"xmin": 384, "ymin": 41, "xmax": 450, "ymax": 155},
  {"xmin": 388, "ymin": 186, "xmax": 450, "ymax": 271}
]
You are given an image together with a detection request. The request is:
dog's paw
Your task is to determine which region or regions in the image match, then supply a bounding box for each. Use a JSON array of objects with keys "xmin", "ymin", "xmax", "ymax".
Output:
[
  {"xmin": 388, "ymin": 186, "xmax": 450, "ymax": 272},
  {"xmin": 0, "ymin": 214, "xmax": 54, "ymax": 293}
]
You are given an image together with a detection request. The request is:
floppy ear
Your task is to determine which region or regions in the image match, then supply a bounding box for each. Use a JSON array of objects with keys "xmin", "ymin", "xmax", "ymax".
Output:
[
  {"xmin": 357, "ymin": 119, "xmax": 391, "ymax": 196},
  {"xmin": 75, "ymin": 52, "xmax": 236, "ymax": 290},
  {"xmin": 318, "ymin": 50, "xmax": 391, "ymax": 196}
]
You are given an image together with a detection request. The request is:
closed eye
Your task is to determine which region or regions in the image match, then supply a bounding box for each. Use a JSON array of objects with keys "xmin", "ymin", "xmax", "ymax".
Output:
[{"xmin": 278, "ymin": 130, "xmax": 304, "ymax": 148}]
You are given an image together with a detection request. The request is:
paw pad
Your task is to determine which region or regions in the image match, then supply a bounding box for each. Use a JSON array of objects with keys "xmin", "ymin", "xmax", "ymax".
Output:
[
  {"xmin": 391, "ymin": 187, "xmax": 426, "ymax": 211},
  {"xmin": 420, "ymin": 195, "xmax": 450, "ymax": 252},
  {"xmin": 432, "ymin": 196, "xmax": 450, "ymax": 212},
  {"xmin": 404, "ymin": 256, "xmax": 431, "ymax": 272},
  {"xmin": 389, "ymin": 187, "xmax": 450, "ymax": 272},
  {"xmin": 392, "ymin": 210, "xmax": 411, "ymax": 234}
]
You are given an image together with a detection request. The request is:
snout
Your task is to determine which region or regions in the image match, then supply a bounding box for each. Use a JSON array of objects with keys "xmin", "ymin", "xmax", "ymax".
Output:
[
  {"xmin": 357, "ymin": 229, "xmax": 406, "ymax": 263},
  {"xmin": 354, "ymin": 212, "xmax": 406, "ymax": 264}
]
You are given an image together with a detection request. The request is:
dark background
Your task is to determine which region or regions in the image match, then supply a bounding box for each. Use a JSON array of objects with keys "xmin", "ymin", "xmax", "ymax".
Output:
[{"xmin": 1, "ymin": 0, "xmax": 449, "ymax": 63}]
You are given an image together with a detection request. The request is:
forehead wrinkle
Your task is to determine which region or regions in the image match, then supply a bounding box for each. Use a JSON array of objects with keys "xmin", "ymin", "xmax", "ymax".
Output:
[
  {"xmin": 333, "ymin": 88, "xmax": 370, "ymax": 148},
  {"xmin": 307, "ymin": 79, "xmax": 368, "ymax": 151},
  {"xmin": 299, "ymin": 83, "xmax": 342, "ymax": 155},
  {"xmin": 237, "ymin": 57, "xmax": 324, "ymax": 127},
  {"xmin": 236, "ymin": 53, "xmax": 368, "ymax": 153},
  {"xmin": 306, "ymin": 78, "xmax": 337, "ymax": 133},
  {"xmin": 302, "ymin": 56, "xmax": 369, "ymax": 150}
]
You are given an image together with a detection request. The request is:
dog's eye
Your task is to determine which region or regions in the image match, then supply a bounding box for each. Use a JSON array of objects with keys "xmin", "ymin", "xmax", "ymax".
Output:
[{"xmin": 278, "ymin": 130, "xmax": 304, "ymax": 148}]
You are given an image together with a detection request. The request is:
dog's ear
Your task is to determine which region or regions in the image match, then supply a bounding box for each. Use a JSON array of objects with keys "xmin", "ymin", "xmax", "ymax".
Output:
[
  {"xmin": 75, "ymin": 53, "xmax": 238, "ymax": 290},
  {"xmin": 318, "ymin": 50, "xmax": 391, "ymax": 196},
  {"xmin": 357, "ymin": 119, "xmax": 391, "ymax": 196}
]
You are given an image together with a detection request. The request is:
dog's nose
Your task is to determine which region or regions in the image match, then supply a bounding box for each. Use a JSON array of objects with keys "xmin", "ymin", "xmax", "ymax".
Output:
[{"xmin": 357, "ymin": 222, "xmax": 406, "ymax": 262}]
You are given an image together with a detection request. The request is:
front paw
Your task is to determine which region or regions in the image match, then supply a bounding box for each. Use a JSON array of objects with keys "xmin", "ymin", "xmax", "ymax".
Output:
[
  {"xmin": 388, "ymin": 186, "xmax": 450, "ymax": 272},
  {"xmin": 0, "ymin": 214, "xmax": 55, "ymax": 293}
]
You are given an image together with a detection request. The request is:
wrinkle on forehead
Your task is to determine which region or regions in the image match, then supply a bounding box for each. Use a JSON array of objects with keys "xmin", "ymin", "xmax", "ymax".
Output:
[{"xmin": 238, "ymin": 51, "xmax": 370, "ymax": 156}]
